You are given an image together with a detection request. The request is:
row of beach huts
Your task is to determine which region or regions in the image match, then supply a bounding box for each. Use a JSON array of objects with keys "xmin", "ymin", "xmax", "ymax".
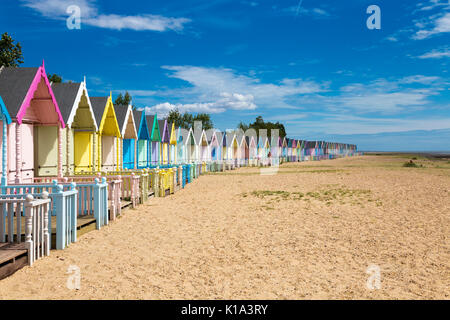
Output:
[{"xmin": 0, "ymin": 62, "xmax": 359, "ymax": 279}]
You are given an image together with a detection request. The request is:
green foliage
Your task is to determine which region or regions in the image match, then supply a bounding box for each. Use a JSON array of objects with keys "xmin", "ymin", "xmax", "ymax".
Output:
[
  {"xmin": 0, "ymin": 32, "xmax": 24, "ymax": 67},
  {"xmin": 48, "ymin": 74, "xmax": 62, "ymax": 83},
  {"xmin": 237, "ymin": 116, "xmax": 287, "ymax": 138},
  {"xmin": 115, "ymin": 91, "xmax": 132, "ymax": 105},
  {"xmin": 403, "ymin": 160, "xmax": 423, "ymax": 168},
  {"xmin": 167, "ymin": 109, "xmax": 214, "ymax": 130}
]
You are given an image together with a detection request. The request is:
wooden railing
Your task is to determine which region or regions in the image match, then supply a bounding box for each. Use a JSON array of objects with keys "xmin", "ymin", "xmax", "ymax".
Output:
[{"xmin": 0, "ymin": 193, "xmax": 52, "ymax": 265}]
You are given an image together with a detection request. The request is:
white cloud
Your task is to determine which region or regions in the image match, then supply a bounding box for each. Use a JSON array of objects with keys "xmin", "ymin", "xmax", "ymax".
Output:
[
  {"xmin": 413, "ymin": 12, "xmax": 450, "ymax": 39},
  {"xmin": 416, "ymin": 0, "xmax": 450, "ymax": 12},
  {"xmin": 145, "ymin": 92, "xmax": 257, "ymax": 116},
  {"xmin": 284, "ymin": 114, "xmax": 450, "ymax": 135},
  {"xmin": 21, "ymin": 0, "xmax": 190, "ymax": 32},
  {"xmin": 282, "ymin": 4, "xmax": 331, "ymax": 18},
  {"xmin": 399, "ymin": 75, "xmax": 442, "ymax": 84},
  {"xmin": 86, "ymin": 14, "xmax": 190, "ymax": 32},
  {"xmin": 418, "ymin": 47, "xmax": 450, "ymax": 59},
  {"xmin": 297, "ymin": 76, "xmax": 446, "ymax": 115}
]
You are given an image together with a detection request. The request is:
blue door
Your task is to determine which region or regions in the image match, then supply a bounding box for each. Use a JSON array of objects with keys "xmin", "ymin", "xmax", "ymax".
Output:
[{"xmin": 123, "ymin": 139, "xmax": 135, "ymax": 169}]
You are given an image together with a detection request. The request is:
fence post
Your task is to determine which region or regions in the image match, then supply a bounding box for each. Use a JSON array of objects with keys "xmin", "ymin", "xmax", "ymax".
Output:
[
  {"xmin": 53, "ymin": 183, "xmax": 66, "ymax": 250},
  {"xmin": 131, "ymin": 173, "xmax": 136, "ymax": 208},
  {"xmin": 102, "ymin": 178, "xmax": 108, "ymax": 226},
  {"xmin": 153, "ymin": 170, "xmax": 159, "ymax": 197},
  {"xmin": 94, "ymin": 178, "xmax": 101, "ymax": 230},
  {"xmin": 70, "ymin": 183, "xmax": 77, "ymax": 243},
  {"xmin": 25, "ymin": 194, "xmax": 34, "ymax": 266},
  {"xmin": 42, "ymin": 191, "xmax": 51, "ymax": 256}
]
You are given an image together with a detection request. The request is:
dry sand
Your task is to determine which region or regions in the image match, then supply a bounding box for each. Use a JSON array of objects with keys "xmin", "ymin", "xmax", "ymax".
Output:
[{"xmin": 0, "ymin": 155, "xmax": 448, "ymax": 299}]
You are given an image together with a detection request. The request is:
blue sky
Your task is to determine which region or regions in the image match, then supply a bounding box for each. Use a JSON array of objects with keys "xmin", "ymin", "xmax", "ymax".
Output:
[{"xmin": 1, "ymin": 0, "xmax": 449, "ymax": 151}]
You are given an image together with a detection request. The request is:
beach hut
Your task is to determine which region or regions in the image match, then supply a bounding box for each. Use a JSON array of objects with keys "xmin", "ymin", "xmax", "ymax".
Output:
[
  {"xmin": 133, "ymin": 110, "xmax": 150, "ymax": 168},
  {"xmin": 0, "ymin": 63, "xmax": 65, "ymax": 183},
  {"xmin": 115, "ymin": 104, "xmax": 138, "ymax": 169},
  {"xmin": 229, "ymin": 131, "xmax": 239, "ymax": 167},
  {"xmin": 292, "ymin": 139, "xmax": 298, "ymax": 162},
  {"xmin": 237, "ymin": 132, "xmax": 249, "ymax": 166},
  {"xmin": 206, "ymin": 129, "xmax": 221, "ymax": 162},
  {"xmin": 90, "ymin": 94, "xmax": 121, "ymax": 172},
  {"xmin": 147, "ymin": 115, "xmax": 161, "ymax": 166},
  {"xmin": 221, "ymin": 132, "xmax": 228, "ymax": 164},
  {"xmin": 158, "ymin": 119, "xmax": 170, "ymax": 165},
  {"xmin": 282, "ymin": 137, "xmax": 288, "ymax": 162},
  {"xmin": 296, "ymin": 140, "xmax": 303, "ymax": 161},
  {"xmin": 0, "ymin": 96, "xmax": 12, "ymax": 185},
  {"xmin": 247, "ymin": 135, "xmax": 258, "ymax": 166},
  {"xmin": 270, "ymin": 135, "xmax": 280, "ymax": 164},
  {"xmin": 52, "ymin": 80, "xmax": 98, "ymax": 174},
  {"xmin": 169, "ymin": 122, "xmax": 177, "ymax": 165},
  {"xmin": 184, "ymin": 127, "xmax": 196, "ymax": 163},
  {"xmin": 191, "ymin": 122, "xmax": 208, "ymax": 163},
  {"xmin": 176, "ymin": 126, "xmax": 186, "ymax": 164},
  {"xmin": 257, "ymin": 132, "xmax": 269, "ymax": 165}
]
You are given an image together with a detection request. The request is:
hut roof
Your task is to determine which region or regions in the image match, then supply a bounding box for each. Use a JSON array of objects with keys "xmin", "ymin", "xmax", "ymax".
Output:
[
  {"xmin": 90, "ymin": 97, "xmax": 108, "ymax": 124},
  {"xmin": 51, "ymin": 82, "xmax": 81, "ymax": 123},
  {"xmin": 0, "ymin": 67, "xmax": 39, "ymax": 117}
]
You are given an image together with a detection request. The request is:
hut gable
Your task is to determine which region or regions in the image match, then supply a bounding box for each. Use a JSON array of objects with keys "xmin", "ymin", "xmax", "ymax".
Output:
[
  {"xmin": 90, "ymin": 95, "xmax": 120, "ymax": 137},
  {"xmin": 52, "ymin": 80, "xmax": 97, "ymax": 131},
  {"xmin": 0, "ymin": 63, "xmax": 65, "ymax": 126},
  {"xmin": 114, "ymin": 104, "xmax": 137, "ymax": 139},
  {"xmin": 146, "ymin": 115, "xmax": 161, "ymax": 142}
]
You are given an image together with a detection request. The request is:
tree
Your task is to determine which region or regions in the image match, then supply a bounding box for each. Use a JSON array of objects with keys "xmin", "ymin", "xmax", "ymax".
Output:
[
  {"xmin": 166, "ymin": 109, "xmax": 214, "ymax": 130},
  {"xmin": 115, "ymin": 91, "xmax": 132, "ymax": 105},
  {"xmin": 48, "ymin": 74, "xmax": 62, "ymax": 83},
  {"xmin": 237, "ymin": 116, "xmax": 287, "ymax": 138},
  {"xmin": 193, "ymin": 113, "xmax": 213, "ymax": 130},
  {"xmin": 167, "ymin": 109, "xmax": 184, "ymax": 128},
  {"xmin": 0, "ymin": 32, "xmax": 24, "ymax": 67},
  {"xmin": 114, "ymin": 93, "xmax": 124, "ymax": 105}
]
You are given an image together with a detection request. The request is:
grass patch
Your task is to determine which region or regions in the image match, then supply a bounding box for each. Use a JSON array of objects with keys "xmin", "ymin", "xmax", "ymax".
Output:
[
  {"xmin": 402, "ymin": 160, "xmax": 423, "ymax": 168},
  {"xmin": 245, "ymin": 186, "xmax": 380, "ymax": 207}
]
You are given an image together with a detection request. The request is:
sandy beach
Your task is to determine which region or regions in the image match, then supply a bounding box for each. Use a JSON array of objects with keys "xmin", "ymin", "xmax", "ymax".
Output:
[{"xmin": 0, "ymin": 155, "xmax": 448, "ymax": 299}]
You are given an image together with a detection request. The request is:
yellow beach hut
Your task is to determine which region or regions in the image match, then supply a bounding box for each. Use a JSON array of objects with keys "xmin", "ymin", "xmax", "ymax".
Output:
[
  {"xmin": 90, "ymin": 94, "xmax": 121, "ymax": 171},
  {"xmin": 52, "ymin": 79, "xmax": 98, "ymax": 174}
]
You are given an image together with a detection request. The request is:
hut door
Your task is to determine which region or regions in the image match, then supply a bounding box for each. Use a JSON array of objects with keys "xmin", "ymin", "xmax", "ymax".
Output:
[
  {"xmin": 74, "ymin": 132, "xmax": 92, "ymax": 172},
  {"xmin": 35, "ymin": 125, "xmax": 58, "ymax": 177},
  {"xmin": 123, "ymin": 139, "xmax": 134, "ymax": 169},
  {"xmin": 102, "ymin": 135, "xmax": 114, "ymax": 170},
  {"xmin": 138, "ymin": 140, "xmax": 147, "ymax": 167}
]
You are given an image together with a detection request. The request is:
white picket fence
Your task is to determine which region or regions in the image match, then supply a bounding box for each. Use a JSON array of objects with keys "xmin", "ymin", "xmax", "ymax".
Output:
[{"xmin": 0, "ymin": 192, "xmax": 52, "ymax": 266}]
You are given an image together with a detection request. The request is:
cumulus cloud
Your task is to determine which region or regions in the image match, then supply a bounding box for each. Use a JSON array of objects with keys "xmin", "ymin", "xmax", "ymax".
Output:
[
  {"xmin": 413, "ymin": 12, "xmax": 450, "ymax": 39},
  {"xmin": 21, "ymin": 0, "xmax": 190, "ymax": 32},
  {"xmin": 418, "ymin": 47, "xmax": 450, "ymax": 59},
  {"xmin": 145, "ymin": 92, "xmax": 257, "ymax": 116}
]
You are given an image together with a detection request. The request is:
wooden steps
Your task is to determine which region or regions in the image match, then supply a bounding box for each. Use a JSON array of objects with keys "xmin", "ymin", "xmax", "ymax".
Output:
[{"xmin": 0, "ymin": 243, "xmax": 28, "ymax": 280}]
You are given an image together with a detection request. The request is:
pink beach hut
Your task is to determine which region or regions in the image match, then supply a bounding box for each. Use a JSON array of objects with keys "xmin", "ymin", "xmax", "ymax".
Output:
[{"xmin": 0, "ymin": 62, "xmax": 65, "ymax": 184}]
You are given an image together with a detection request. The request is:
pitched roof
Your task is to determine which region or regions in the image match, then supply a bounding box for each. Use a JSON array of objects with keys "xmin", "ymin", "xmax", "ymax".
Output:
[
  {"xmin": 133, "ymin": 109, "xmax": 142, "ymax": 131},
  {"xmin": 114, "ymin": 104, "xmax": 129, "ymax": 131},
  {"xmin": 158, "ymin": 119, "xmax": 169, "ymax": 142},
  {"xmin": 51, "ymin": 82, "xmax": 81, "ymax": 123},
  {"xmin": 193, "ymin": 128, "xmax": 204, "ymax": 144},
  {"xmin": 205, "ymin": 129, "xmax": 215, "ymax": 143},
  {"xmin": 90, "ymin": 97, "xmax": 108, "ymax": 124},
  {"xmin": 0, "ymin": 67, "xmax": 39, "ymax": 117}
]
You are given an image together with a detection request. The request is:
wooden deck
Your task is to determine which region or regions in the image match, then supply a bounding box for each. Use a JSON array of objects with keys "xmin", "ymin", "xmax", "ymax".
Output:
[{"xmin": 0, "ymin": 243, "xmax": 28, "ymax": 280}]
